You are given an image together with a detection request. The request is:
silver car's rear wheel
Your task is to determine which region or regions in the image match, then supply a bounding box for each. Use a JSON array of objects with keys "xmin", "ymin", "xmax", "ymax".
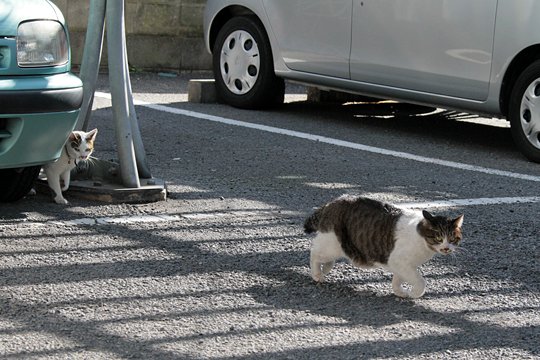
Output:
[
  {"xmin": 212, "ymin": 16, "xmax": 284, "ymax": 109},
  {"xmin": 220, "ymin": 30, "xmax": 261, "ymax": 95},
  {"xmin": 509, "ymin": 60, "xmax": 540, "ymax": 162}
]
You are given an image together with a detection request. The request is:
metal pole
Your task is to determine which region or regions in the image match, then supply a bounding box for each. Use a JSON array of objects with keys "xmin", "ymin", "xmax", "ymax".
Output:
[
  {"xmin": 106, "ymin": 0, "xmax": 140, "ymax": 188},
  {"xmin": 124, "ymin": 46, "xmax": 152, "ymax": 179},
  {"xmin": 75, "ymin": 0, "xmax": 106, "ymax": 131}
]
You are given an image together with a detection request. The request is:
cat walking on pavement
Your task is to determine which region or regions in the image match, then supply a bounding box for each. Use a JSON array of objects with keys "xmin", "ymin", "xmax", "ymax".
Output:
[
  {"xmin": 43, "ymin": 129, "xmax": 98, "ymax": 204},
  {"xmin": 304, "ymin": 195, "xmax": 464, "ymax": 298}
]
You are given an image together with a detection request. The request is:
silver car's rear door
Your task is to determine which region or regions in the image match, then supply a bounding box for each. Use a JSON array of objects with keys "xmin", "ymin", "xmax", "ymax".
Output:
[
  {"xmin": 350, "ymin": 0, "xmax": 497, "ymax": 101},
  {"xmin": 263, "ymin": 0, "xmax": 353, "ymax": 79}
]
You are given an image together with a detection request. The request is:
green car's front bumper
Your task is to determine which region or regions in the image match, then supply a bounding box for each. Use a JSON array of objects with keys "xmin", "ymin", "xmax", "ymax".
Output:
[{"xmin": 0, "ymin": 72, "xmax": 83, "ymax": 169}]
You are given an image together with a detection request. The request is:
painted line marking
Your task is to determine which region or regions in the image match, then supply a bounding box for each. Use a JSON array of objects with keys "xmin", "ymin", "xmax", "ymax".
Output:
[
  {"xmin": 396, "ymin": 196, "xmax": 540, "ymax": 209},
  {"xmin": 94, "ymin": 92, "xmax": 540, "ymax": 183},
  {"xmin": 48, "ymin": 214, "xmax": 182, "ymax": 226},
  {"xmin": 1, "ymin": 196, "xmax": 539, "ymax": 229}
]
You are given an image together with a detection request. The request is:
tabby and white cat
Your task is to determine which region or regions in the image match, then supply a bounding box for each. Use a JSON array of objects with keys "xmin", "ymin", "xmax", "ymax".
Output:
[
  {"xmin": 43, "ymin": 129, "xmax": 98, "ymax": 204},
  {"xmin": 304, "ymin": 195, "xmax": 464, "ymax": 298}
]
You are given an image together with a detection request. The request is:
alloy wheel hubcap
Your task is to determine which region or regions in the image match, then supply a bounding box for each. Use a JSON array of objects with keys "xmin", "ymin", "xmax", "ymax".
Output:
[
  {"xmin": 220, "ymin": 30, "xmax": 260, "ymax": 95},
  {"xmin": 520, "ymin": 79, "xmax": 540, "ymax": 150}
]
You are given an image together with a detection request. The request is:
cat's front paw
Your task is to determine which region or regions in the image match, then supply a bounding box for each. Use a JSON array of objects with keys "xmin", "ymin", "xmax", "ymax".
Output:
[
  {"xmin": 408, "ymin": 287, "xmax": 425, "ymax": 299},
  {"xmin": 396, "ymin": 285, "xmax": 425, "ymax": 299},
  {"xmin": 392, "ymin": 286, "xmax": 410, "ymax": 298},
  {"xmin": 392, "ymin": 283, "xmax": 425, "ymax": 298},
  {"xmin": 392, "ymin": 276, "xmax": 409, "ymax": 298},
  {"xmin": 54, "ymin": 197, "xmax": 69, "ymax": 205}
]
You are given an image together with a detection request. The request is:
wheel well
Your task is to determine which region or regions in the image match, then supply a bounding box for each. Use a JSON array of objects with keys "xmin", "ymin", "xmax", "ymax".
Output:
[
  {"xmin": 500, "ymin": 45, "xmax": 540, "ymax": 116},
  {"xmin": 208, "ymin": 6, "xmax": 258, "ymax": 53}
]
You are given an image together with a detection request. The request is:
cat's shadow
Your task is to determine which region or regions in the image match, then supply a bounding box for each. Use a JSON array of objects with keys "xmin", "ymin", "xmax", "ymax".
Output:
[{"xmin": 248, "ymin": 266, "xmax": 417, "ymax": 328}]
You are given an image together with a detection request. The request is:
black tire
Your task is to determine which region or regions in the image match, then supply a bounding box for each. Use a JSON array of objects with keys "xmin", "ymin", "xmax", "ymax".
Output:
[
  {"xmin": 0, "ymin": 166, "xmax": 40, "ymax": 202},
  {"xmin": 212, "ymin": 16, "xmax": 285, "ymax": 109},
  {"xmin": 508, "ymin": 60, "xmax": 540, "ymax": 163}
]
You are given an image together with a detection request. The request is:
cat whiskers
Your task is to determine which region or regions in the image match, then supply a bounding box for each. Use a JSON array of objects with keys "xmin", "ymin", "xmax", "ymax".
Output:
[
  {"xmin": 86, "ymin": 156, "xmax": 98, "ymax": 166},
  {"xmin": 75, "ymin": 156, "xmax": 96, "ymax": 171},
  {"xmin": 452, "ymin": 245, "xmax": 468, "ymax": 254},
  {"xmin": 449, "ymin": 246, "xmax": 469, "ymax": 260}
]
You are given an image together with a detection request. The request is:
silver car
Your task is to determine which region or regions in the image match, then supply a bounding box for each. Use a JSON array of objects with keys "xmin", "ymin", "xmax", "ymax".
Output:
[{"xmin": 204, "ymin": 1, "xmax": 540, "ymax": 163}]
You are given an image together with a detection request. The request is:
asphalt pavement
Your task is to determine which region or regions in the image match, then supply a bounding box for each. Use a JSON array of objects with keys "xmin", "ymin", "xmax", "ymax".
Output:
[{"xmin": 0, "ymin": 72, "xmax": 538, "ymax": 359}]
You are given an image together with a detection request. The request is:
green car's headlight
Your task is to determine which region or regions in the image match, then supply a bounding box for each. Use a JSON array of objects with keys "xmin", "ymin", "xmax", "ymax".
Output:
[{"xmin": 16, "ymin": 20, "xmax": 68, "ymax": 67}]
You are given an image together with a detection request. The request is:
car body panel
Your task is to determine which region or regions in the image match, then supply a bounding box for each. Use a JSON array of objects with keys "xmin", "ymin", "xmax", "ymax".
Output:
[
  {"xmin": 204, "ymin": 0, "xmax": 540, "ymax": 117},
  {"xmin": 350, "ymin": 0, "xmax": 496, "ymax": 101},
  {"xmin": 0, "ymin": 111, "xmax": 79, "ymax": 168},
  {"xmin": 0, "ymin": 0, "xmax": 59, "ymax": 36},
  {"xmin": 0, "ymin": 0, "xmax": 81, "ymax": 170},
  {"xmin": 0, "ymin": 0, "xmax": 71, "ymax": 76},
  {"xmin": 262, "ymin": 0, "xmax": 352, "ymax": 79},
  {"xmin": 490, "ymin": 0, "xmax": 540, "ymax": 95}
]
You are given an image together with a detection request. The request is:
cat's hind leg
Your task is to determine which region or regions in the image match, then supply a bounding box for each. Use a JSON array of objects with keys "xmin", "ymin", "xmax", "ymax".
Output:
[
  {"xmin": 310, "ymin": 251, "xmax": 324, "ymax": 282},
  {"xmin": 310, "ymin": 232, "xmax": 343, "ymax": 282}
]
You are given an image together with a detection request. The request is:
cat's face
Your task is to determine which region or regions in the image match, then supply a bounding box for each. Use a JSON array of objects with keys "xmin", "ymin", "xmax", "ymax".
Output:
[
  {"xmin": 67, "ymin": 129, "xmax": 98, "ymax": 161},
  {"xmin": 418, "ymin": 210, "xmax": 464, "ymax": 255}
]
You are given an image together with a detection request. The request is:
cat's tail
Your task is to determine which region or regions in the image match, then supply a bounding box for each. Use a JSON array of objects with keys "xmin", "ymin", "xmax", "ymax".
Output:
[{"xmin": 304, "ymin": 207, "xmax": 323, "ymax": 234}]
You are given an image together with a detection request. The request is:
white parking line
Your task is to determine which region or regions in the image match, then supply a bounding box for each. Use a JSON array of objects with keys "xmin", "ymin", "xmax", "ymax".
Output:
[
  {"xmin": 95, "ymin": 92, "xmax": 540, "ymax": 183},
  {"xmin": 396, "ymin": 196, "xmax": 540, "ymax": 209},
  {"xmin": 3, "ymin": 195, "xmax": 537, "ymax": 229}
]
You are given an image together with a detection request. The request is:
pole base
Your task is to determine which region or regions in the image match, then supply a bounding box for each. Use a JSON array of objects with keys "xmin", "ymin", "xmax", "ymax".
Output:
[{"xmin": 37, "ymin": 158, "xmax": 167, "ymax": 203}]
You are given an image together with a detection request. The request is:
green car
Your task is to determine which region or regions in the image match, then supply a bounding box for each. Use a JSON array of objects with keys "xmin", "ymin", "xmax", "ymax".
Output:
[{"xmin": 0, "ymin": 0, "xmax": 83, "ymax": 201}]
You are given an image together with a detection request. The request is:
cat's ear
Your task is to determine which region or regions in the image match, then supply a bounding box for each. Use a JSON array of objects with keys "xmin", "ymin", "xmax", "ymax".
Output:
[
  {"xmin": 422, "ymin": 210, "xmax": 435, "ymax": 222},
  {"xmin": 453, "ymin": 214, "xmax": 464, "ymax": 228},
  {"xmin": 68, "ymin": 131, "xmax": 78, "ymax": 141},
  {"xmin": 86, "ymin": 128, "xmax": 98, "ymax": 141}
]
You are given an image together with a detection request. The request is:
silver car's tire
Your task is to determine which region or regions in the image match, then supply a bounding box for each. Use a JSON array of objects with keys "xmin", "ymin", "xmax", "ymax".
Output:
[
  {"xmin": 0, "ymin": 166, "xmax": 40, "ymax": 202},
  {"xmin": 509, "ymin": 60, "xmax": 540, "ymax": 163},
  {"xmin": 212, "ymin": 16, "xmax": 284, "ymax": 109}
]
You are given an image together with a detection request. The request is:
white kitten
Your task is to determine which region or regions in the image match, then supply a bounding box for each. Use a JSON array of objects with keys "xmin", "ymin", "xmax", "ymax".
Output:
[{"xmin": 43, "ymin": 129, "xmax": 98, "ymax": 204}]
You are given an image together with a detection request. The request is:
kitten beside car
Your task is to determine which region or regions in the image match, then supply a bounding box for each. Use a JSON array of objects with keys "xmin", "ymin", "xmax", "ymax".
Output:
[
  {"xmin": 43, "ymin": 129, "xmax": 98, "ymax": 204},
  {"xmin": 305, "ymin": 195, "xmax": 463, "ymax": 298}
]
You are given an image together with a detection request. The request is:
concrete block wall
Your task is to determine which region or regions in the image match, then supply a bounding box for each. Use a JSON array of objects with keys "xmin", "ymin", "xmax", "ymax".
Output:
[{"xmin": 52, "ymin": 0, "xmax": 212, "ymax": 72}]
